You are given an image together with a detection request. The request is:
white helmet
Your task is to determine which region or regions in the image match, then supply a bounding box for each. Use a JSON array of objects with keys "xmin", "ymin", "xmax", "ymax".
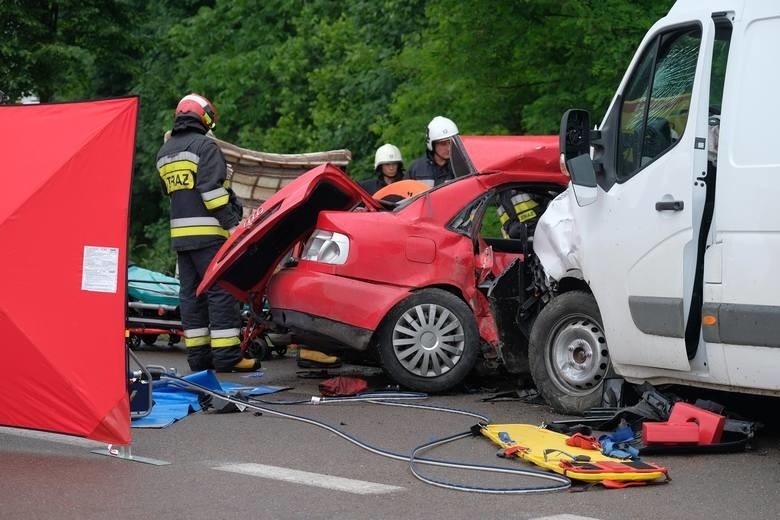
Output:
[
  {"xmin": 426, "ymin": 116, "xmax": 459, "ymax": 150},
  {"xmin": 374, "ymin": 143, "xmax": 403, "ymax": 170}
]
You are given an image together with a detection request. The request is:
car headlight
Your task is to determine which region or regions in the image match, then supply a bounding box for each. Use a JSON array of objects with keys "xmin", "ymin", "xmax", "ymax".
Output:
[{"xmin": 301, "ymin": 229, "xmax": 350, "ymax": 264}]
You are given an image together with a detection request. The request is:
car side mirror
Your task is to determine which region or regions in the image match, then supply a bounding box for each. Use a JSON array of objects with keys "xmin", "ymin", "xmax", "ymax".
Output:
[{"xmin": 560, "ymin": 109, "xmax": 597, "ymax": 207}]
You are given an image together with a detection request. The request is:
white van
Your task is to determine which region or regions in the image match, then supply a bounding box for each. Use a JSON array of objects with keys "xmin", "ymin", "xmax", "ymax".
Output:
[{"xmin": 530, "ymin": 0, "xmax": 780, "ymax": 414}]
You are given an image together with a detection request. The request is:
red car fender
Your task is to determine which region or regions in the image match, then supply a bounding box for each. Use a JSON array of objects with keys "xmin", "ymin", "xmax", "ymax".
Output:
[{"xmin": 267, "ymin": 268, "xmax": 413, "ymax": 331}]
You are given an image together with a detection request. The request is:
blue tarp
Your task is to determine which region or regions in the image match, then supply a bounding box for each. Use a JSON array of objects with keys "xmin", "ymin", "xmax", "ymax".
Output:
[{"xmin": 132, "ymin": 370, "xmax": 286, "ymax": 428}]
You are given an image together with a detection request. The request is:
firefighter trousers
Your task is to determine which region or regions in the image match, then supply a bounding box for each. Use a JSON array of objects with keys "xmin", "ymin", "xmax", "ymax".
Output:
[{"xmin": 177, "ymin": 243, "xmax": 243, "ymax": 371}]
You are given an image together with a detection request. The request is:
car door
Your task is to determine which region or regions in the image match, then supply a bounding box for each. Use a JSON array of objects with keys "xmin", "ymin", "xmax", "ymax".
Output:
[{"xmin": 574, "ymin": 20, "xmax": 718, "ymax": 371}]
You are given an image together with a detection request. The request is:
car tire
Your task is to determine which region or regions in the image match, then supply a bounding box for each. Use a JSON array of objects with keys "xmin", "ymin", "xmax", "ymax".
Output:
[
  {"xmin": 126, "ymin": 334, "xmax": 141, "ymax": 350},
  {"xmin": 377, "ymin": 288, "xmax": 479, "ymax": 393},
  {"xmin": 142, "ymin": 334, "xmax": 159, "ymax": 346},
  {"xmin": 529, "ymin": 291, "xmax": 610, "ymax": 415},
  {"xmin": 247, "ymin": 336, "xmax": 270, "ymax": 360}
]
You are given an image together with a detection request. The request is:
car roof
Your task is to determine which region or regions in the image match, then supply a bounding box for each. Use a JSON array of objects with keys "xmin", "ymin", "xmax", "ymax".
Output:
[{"xmin": 460, "ymin": 135, "xmax": 563, "ymax": 178}]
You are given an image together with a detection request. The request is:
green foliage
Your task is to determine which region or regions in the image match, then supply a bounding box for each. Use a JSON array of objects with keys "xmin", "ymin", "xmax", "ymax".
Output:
[
  {"xmin": 2, "ymin": 0, "xmax": 673, "ymax": 265},
  {"xmin": 0, "ymin": 0, "xmax": 140, "ymax": 101},
  {"xmin": 129, "ymin": 219, "xmax": 176, "ymax": 276}
]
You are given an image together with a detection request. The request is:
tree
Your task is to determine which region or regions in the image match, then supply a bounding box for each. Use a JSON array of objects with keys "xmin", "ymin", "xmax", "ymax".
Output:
[
  {"xmin": 0, "ymin": 0, "xmax": 140, "ymax": 102},
  {"xmin": 383, "ymin": 0, "xmax": 672, "ymax": 158}
]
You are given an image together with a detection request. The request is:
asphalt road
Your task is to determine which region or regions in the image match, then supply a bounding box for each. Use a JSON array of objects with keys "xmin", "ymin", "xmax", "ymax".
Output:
[{"xmin": 2, "ymin": 342, "xmax": 779, "ymax": 520}]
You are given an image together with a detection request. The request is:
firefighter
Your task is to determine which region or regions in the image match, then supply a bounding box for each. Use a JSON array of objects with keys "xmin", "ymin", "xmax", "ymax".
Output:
[
  {"xmin": 359, "ymin": 143, "xmax": 404, "ymax": 194},
  {"xmin": 156, "ymin": 93, "xmax": 261, "ymax": 373},
  {"xmin": 497, "ymin": 191, "xmax": 540, "ymax": 239},
  {"xmin": 407, "ymin": 116, "xmax": 459, "ymax": 187}
]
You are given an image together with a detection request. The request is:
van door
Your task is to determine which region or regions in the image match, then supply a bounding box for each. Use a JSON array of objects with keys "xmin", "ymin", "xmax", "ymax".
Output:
[
  {"xmin": 575, "ymin": 19, "xmax": 720, "ymax": 371},
  {"xmin": 706, "ymin": 5, "xmax": 780, "ymax": 391}
]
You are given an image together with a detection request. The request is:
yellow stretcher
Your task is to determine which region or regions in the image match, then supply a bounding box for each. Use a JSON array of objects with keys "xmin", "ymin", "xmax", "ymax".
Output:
[{"xmin": 482, "ymin": 424, "xmax": 669, "ymax": 485}]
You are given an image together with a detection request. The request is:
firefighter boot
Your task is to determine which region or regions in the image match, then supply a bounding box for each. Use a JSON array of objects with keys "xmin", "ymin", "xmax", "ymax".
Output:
[
  {"xmin": 216, "ymin": 357, "xmax": 262, "ymax": 373},
  {"xmin": 233, "ymin": 357, "xmax": 262, "ymax": 372},
  {"xmin": 212, "ymin": 342, "xmax": 261, "ymax": 373},
  {"xmin": 297, "ymin": 347, "xmax": 342, "ymax": 369},
  {"xmin": 187, "ymin": 346, "xmax": 214, "ymax": 372}
]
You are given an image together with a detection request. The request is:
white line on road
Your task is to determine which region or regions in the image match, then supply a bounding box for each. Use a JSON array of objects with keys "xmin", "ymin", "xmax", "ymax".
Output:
[
  {"xmin": 214, "ymin": 463, "xmax": 405, "ymax": 495},
  {"xmin": 532, "ymin": 515, "xmax": 603, "ymax": 520}
]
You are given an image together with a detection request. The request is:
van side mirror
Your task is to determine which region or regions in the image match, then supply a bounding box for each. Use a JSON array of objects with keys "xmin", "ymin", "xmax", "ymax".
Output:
[{"xmin": 560, "ymin": 109, "xmax": 597, "ymax": 207}]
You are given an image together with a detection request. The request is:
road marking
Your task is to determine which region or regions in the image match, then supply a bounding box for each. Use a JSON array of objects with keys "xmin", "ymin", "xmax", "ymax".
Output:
[
  {"xmin": 531, "ymin": 514, "xmax": 599, "ymax": 520},
  {"xmin": 0, "ymin": 426, "xmax": 105, "ymax": 448},
  {"xmin": 214, "ymin": 463, "xmax": 405, "ymax": 495}
]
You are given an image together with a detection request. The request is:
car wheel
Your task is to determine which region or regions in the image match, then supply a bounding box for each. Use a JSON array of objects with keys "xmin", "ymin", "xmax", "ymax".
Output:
[
  {"xmin": 529, "ymin": 291, "xmax": 610, "ymax": 415},
  {"xmin": 377, "ymin": 288, "xmax": 479, "ymax": 393},
  {"xmin": 142, "ymin": 334, "xmax": 159, "ymax": 346},
  {"xmin": 126, "ymin": 334, "xmax": 141, "ymax": 350},
  {"xmin": 247, "ymin": 337, "xmax": 270, "ymax": 360}
]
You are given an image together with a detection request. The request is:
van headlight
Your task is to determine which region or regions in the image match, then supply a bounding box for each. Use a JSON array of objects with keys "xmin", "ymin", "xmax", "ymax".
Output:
[{"xmin": 301, "ymin": 229, "xmax": 350, "ymax": 264}]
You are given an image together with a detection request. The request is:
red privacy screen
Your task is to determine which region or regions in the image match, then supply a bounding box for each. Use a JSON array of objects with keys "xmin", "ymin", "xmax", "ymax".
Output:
[{"xmin": 0, "ymin": 97, "xmax": 138, "ymax": 444}]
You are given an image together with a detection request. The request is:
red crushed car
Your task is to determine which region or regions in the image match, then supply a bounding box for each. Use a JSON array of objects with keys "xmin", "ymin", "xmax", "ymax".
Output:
[{"xmin": 199, "ymin": 135, "xmax": 568, "ymax": 392}]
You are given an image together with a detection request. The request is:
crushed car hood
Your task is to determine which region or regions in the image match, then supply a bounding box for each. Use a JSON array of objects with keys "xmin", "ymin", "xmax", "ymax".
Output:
[{"xmin": 197, "ymin": 163, "xmax": 382, "ymax": 301}]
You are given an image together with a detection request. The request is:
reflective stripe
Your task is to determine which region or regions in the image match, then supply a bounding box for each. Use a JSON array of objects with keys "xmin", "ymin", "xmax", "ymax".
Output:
[
  {"xmin": 211, "ymin": 328, "xmax": 241, "ymax": 338},
  {"xmin": 158, "ymin": 159, "xmax": 198, "ymax": 177},
  {"xmin": 184, "ymin": 327, "xmax": 210, "ymax": 348},
  {"xmin": 212, "ymin": 328, "xmax": 241, "ymax": 348},
  {"xmin": 171, "ymin": 217, "xmax": 221, "ymax": 227},
  {"xmin": 212, "ymin": 336, "xmax": 241, "ymax": 348},
  {"xmin": 156, "ymin": 151, "xmax": 199, "ymax": 170},
  {"xmin": 202, "ymin": 187, "xmax": 230, "ymax": 210},
  {"xmin": 184, "ymin": 336, "xmax": 211, "ymax": 347},
  {"xmin": 170, "ymin": 217, "xmax": 230, "ymax": 239},
  {"xmin": 203, "ymin": 194, "xmax": 229, "ymax": 210},
  {"xmin": 498, "ymin": 200, "xmax": 538, "ymax": 224},
  {"xmin": 171, "ymin": 226, "xmax": 229, "ymax": 239}
]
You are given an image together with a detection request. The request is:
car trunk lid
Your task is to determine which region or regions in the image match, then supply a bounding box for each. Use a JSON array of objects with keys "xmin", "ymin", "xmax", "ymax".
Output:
[{"xmin": 198, "ymin": 163, "xmax": 382, "ymax": 301}]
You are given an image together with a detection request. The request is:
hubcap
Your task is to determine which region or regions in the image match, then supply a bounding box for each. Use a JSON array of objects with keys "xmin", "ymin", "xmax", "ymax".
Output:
[
  {"xmin": 392, "ymin": 303, "xmax": 465, "ymax": 378},
  {"xmin": 548, "ymin": 316, "xmax": 608, "ymax": 394}
]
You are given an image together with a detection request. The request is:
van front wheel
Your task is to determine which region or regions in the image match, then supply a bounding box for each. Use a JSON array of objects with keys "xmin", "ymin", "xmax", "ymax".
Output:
[{"xmin": 529, "ymin": 291, "xmax": 609, "ymax": 415}]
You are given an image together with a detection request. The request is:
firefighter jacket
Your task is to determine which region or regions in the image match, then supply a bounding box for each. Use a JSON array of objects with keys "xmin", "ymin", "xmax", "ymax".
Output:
[
  {"xmin": 156, "ymin": 116, "xmax": 242, "ymax": 251},
  {"xmin": 407, "ymin": 152, "xmax": 454, "ymax": 187},
  {"xmin": 359, "ymin": 169, "xmax": 404, "ymax": 195}
]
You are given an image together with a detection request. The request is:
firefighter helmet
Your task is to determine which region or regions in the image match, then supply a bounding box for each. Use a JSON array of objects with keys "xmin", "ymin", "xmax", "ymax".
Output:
[
  {"xmin": 374, "ymin": 143, "xmax": 403, "ymax": 170},
  {"xmin": 175, "ymin": 93, "xmax": 218, "ymax": 130},
  {"xmin": 426, "ymin": 116, "xmax": 459, "ymax": 150}
]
